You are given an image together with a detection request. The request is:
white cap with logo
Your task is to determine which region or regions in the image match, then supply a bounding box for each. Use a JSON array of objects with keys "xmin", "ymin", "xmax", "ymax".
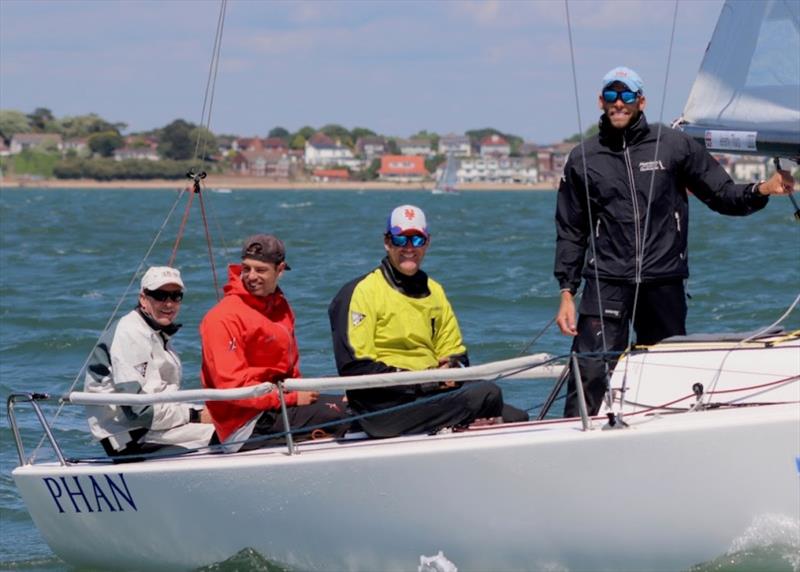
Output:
[
  {"xmin": 141, "ymin": 266, "xmax": 185, "ymax": 292},
  {"xmin": 386, "ymin": 204, "xmax": 429, "ymax": 237}
]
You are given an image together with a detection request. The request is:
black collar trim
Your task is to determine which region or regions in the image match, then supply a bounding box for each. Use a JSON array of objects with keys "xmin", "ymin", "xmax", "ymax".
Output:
[
  {"xmin": 379, "ymin": 257, "xmax": 430, "ymax": 298},
  {"xmin": 136, "ymin": 306, "xmax": 182, "ymax": 337}
]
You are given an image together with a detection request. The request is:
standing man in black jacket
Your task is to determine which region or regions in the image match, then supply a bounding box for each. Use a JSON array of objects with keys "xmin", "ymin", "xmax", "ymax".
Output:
[{"xmin": 554, "ymin": 66, "xmax": 794, "ymax": 418}]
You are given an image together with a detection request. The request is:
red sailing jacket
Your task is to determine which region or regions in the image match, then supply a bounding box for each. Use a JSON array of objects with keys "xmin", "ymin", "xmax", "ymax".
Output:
[{"xmin": 200, "ymin": 264, "xmax": 300, "ymax": 442}]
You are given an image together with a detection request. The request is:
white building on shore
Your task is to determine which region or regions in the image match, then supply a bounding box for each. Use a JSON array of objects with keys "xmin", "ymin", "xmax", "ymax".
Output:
[{"xmin": 458, "ymin": 157, "xmax": 538, "ymax": 184}]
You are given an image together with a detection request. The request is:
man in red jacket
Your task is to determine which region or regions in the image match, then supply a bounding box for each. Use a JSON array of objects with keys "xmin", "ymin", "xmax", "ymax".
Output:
[{"xmin": 200, "ymin": 234, "xmax": 348, "ymax": 451}]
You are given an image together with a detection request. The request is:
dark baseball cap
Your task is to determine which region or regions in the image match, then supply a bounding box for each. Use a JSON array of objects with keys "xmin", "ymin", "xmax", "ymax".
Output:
[{"xmin": 241, "ymin": 234, "xmax": 291, "ymax": 270}]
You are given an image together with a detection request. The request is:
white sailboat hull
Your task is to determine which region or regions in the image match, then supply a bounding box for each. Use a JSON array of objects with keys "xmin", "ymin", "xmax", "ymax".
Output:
[{"xmin": 13, "ymin": 401, "xmax": 800, "ymax": 571}]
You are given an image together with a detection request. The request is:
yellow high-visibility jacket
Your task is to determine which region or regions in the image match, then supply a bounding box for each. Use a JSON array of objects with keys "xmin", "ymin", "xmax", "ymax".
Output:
[{"xmin": 329, "ymin": 258, "xmax": 466, "ymax": 376}]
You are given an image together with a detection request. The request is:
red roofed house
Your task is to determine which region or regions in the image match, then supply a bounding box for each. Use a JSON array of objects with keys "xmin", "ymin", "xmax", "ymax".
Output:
[
  {"xmin": 234, "ymin": 137, "xmax": 264, "ymax": 152},
  {"xmin": 263, "ymin": 137, "xmax": 288, "ymax": 151},
  {"xmin": 480, "ymin": 134, "xmax": 511, "ymax": 158},
  {"xmin": 312, "ymin": 168, "xmax": 350, "ymax": 182},
  {"xmin": 378, "ymin": 155, "xmax": 429, "ymax": 182}
]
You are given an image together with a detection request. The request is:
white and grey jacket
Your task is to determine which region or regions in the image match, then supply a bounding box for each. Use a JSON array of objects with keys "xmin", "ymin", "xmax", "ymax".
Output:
[{"xmin": 83, "ymin": 308, "xmax": 214, "ymax": 452}]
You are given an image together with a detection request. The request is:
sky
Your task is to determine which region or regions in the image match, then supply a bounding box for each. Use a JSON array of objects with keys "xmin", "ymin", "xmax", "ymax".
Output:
[{"xmin": 0, "ymin": 0, "xmax": 725, "ymax": 144}]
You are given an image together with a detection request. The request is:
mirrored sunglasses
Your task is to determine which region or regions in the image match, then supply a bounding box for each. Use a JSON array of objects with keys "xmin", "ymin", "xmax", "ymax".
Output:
[
  {"xmin": 389, "ymin": 234, "xmax": 427, "ymax": 248},
  {"xmin": 602, "ymin": 89, "xmax": 639, "ymax": 104},
  {"xmin": 144, "ymin": 289, "xmax": 184, "ymax": 302}
]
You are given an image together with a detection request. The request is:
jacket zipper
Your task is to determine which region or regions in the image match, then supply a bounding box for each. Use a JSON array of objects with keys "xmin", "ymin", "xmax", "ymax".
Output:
[{"xmin": 622, "ymin": 138, "xmax": 643, "ymax": 282}]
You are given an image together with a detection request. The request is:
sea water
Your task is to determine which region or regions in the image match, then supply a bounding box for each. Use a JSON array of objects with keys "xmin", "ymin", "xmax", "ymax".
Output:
[{"xmin": 1, "ymin": 187, "xmax": 798, "ymax": 571}]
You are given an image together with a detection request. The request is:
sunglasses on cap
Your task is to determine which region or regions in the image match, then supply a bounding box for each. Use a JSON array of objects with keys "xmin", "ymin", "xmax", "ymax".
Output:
[
  {"xmin": 388, "ymin": 234, "xmax": 428, "ymax": 248},
  {"xmin": 602, "ymin": 89, "xmax": 639, "ymax": 104},
  {"xmin": 144, "ymin": 289, "xmax": 184, "ymax": 302}
]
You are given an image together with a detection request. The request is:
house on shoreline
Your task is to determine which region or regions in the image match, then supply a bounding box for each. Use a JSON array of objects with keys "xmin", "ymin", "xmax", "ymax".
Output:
[{"xmin": 378, "ymin": 155, "xmax": 428, "ymax": 183}]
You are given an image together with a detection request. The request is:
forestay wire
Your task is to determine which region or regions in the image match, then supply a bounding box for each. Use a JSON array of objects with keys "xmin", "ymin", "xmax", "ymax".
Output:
[
  {"xmin": 562, "ymin": 0, "xmax": 680, "ymax": 419},
  {"xmin": 172, "ymin": 0, "xmax": 229, "ymax": 297},
  {"xmin": 193, "ymin": 0, "xmax": 227, "ymax": 164},
  {"xmin": 32, "ymin": 1, "xmax": 230, "ymax": 461},
  {"xmin": 32, "ymin": 190, "xmax": 189, "ymax": 461},
  {"xmin": 618, "ymin": 0, "xmax": 681, "ymax": 416},
  {"xmin": 563, "ymin": 0, "xmax": 610, "ymax": 402}
]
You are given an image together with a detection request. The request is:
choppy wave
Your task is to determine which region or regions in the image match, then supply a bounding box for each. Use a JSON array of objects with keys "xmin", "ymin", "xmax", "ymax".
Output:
[{"xmin": 278, "ymin": 201, "xmax": 313, "ymax": 209}]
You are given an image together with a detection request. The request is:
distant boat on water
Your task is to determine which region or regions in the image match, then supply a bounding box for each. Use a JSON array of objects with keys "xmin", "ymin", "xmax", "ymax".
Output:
[
  {"xmin": 432, "ymin": 155, "xmax": 459, "ymax": 195},
  {"xmin": 211, "ymin": 187, "xmax": 233, "ymax": 194}
]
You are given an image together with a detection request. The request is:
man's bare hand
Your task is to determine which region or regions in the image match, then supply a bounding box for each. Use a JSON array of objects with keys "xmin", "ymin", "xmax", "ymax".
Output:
[
  {"xmin": 199, "ymin": 408, "xmax": 214, "ymax": 424},
  {"xmin": 758, "ymin": 170, "xmax": 795, "ymax": 196},
  {"xmin": 295, "ymin": 391, "xmax": 319, "ymax": 406},
  {"xmin": 556, "ymin": 291, "xmax": 578, "ymax": 336}
]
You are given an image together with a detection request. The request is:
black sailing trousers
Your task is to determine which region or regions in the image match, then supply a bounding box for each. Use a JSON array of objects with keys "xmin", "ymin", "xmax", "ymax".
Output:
[{"xmin": 564, "ymin": 279, "xmax": 687, "ymax": 418}]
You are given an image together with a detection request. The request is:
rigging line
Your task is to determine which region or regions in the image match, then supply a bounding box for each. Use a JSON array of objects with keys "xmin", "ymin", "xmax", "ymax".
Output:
[
  {"xmin": 168, "ymin": 187, "xmax": 197, "ymax": 267},
  {"xmin": 703, "ymin": 292, "xmax": 800, "ymax": 406},
  {"xmin": 203, "ymin": 2, "xmax": 232, "ymax": 251},
  {"xmin": 197, "ymin": 182, "xmax": 222, "ymax": 300},
  {"xmin": 192, "ymin": 0, "xmax": 228, "ymax": 164},
  {"xmin": 517, "ymin": 316, "xmax": 556, "ymax": 356},
  {"xmin": 193, "ymin": 0, "xmax": 229, "ymax": 278},
  {"xmin": 563, "ymin": 0, "xmax": 611, "ymax": 402},
  {"xmin": 31, "ymin": 189, "xmax": 189, "ymax": 462},
  {"xmin": 618, "ymin": 0, "xmax": 680, "ymax": 414}
]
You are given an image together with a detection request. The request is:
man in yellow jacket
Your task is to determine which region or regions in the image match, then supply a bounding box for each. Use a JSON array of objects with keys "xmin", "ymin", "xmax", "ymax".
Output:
[{"xmin": 328, "ymin": 204, "xmax": 527, "ymax": 438}]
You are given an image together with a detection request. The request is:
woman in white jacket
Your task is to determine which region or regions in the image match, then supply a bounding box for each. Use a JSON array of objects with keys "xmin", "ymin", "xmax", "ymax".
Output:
[{"xmin": 84, "ymin": 266, "xmax": 214, "ymax": 458}]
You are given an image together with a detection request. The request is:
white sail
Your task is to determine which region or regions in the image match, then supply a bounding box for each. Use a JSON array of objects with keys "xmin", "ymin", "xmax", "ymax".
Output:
[
  {"xmin": 432, "ymin": 154, "xmax": 459, "ymax": 194},
  {"xmin": 680, "ymin": 0, "xmax": 800, "ymax": 158}
]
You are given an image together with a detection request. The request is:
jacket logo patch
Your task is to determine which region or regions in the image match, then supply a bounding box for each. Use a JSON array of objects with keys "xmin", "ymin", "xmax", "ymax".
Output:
[
  {"xmin": 351, "ymin": 311, "xmax": 365, "ymax": 327},
  {"xmin": 133, "ymin": 363, "xmax": 147, "ymax": 377},
  {"xmin": 639, "ymin": 160, "xmax": 664, "ymax": 172},
  {"xmin": 228, "ymin": 338, "xmax": 237, "ymax": 351},
  {"xmin": 604, "ymin": 309, "xmax": 621, "ymax": 318}
]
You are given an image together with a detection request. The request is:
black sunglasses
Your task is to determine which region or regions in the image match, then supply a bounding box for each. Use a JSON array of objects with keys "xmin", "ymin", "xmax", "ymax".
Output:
[{"xmin": 144, "ymin": 289, "xmax": 184, "ymax": 302}]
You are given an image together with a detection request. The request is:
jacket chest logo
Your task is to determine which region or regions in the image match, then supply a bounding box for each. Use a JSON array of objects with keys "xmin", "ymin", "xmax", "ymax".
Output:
[{"xmin": 638, "ymin": 160, "xmax": 664, "ymax": 172}]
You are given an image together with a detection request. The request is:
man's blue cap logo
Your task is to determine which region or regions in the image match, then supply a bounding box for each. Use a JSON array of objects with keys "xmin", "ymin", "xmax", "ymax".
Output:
[{"xmin": 602, "ymin": 66, "xmax": 644, "ymax": 94}]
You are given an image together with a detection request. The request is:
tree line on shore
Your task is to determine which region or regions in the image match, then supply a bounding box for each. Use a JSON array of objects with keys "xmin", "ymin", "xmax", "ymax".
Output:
[{"xmin": 0, "ymin": 107, "xmax": 588, "ymax": 180}]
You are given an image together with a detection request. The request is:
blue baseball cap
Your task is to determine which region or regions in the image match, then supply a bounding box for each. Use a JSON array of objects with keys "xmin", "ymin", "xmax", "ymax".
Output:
[{"xmin": 601, "ymin": 66, "xmax": 643, "ymax": 94}]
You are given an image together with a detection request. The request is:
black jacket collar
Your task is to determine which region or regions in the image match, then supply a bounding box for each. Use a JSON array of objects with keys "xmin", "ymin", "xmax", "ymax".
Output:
[
  {"xmin": 598, "ymin": 111, "xmax": 650, "ymax": 151},
  {"xmin": 136, "ymin": 306, "xmax": 182, "ymax": 337},
  {"xmin": 379, "ymin": 257, "xmax": 430, "ymax": 298}
]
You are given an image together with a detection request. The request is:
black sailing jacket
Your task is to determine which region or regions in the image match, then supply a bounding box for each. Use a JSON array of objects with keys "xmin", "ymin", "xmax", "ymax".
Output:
[{"xmin": 554, "ymin": 113, "xmax": 769, "ymax": 293}]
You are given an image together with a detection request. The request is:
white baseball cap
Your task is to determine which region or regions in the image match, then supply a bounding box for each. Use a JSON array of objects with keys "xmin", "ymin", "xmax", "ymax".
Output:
[
  {"xmin": 141, "ymin": 266, "xmax": 185, "ymax": 292},
  {"xmin": 386, "ymin": 205, "xmax": 429, "ymax": 237}
]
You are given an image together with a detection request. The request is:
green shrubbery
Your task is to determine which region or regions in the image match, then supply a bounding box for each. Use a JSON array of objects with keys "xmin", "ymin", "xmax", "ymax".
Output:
[
  {"xmin": 53, "ymin": 158, "xmax": 218, "ymax": 180},
  {"xmin": 6, "ymin": 150, "xmax": 61, "ymax": 177}
]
